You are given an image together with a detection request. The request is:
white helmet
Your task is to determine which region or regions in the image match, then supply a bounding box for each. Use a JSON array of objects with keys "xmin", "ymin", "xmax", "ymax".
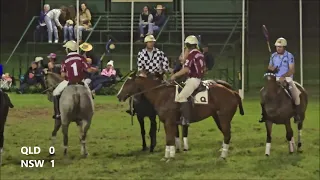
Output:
[
  {"xmin": 144, "ymin": 35, "xmax": 156, "ymax": 43},
  {"xmin": 63, "ymin": 40, "xmax": 78, "ymax": 52},
  {"xmin": 274, "ymin": 37, "xmax": 287, "ymax": 47},
  {"xmin": 184, "ymin": 35, "xmax": 198, "ymax": 45}
]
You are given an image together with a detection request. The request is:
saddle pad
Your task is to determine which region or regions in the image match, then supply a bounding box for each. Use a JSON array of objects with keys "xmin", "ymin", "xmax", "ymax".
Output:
[{"xmin": 175, "ymin": 85, "xmax": 209, "ymax": 105}]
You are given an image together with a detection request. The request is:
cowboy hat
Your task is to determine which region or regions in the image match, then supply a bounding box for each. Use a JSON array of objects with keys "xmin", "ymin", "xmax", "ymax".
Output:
[
  {"xmin": 274, "ymin": 37, "xmax": 287, "ymax": 47},
  {"xmin": 66, "ymin": 19, "xmax": 74, "ymax": 25},
  {"xmin": 63, "ymin": 40, "xmax": 78, "ymax": 51},
  {"xmin": 79, "ymin": 42, "xmax": 93, "ymax": 52},
  {"xmin": 144, "ymin": 35, "xmax": 156, "ymax": 43},
  {"xmin": 155, "ymin": 5, "xmax": 165, "ymax": 10},
  {"xmin": 34, "ymin": 57, "xmax": 44, "ymax": 62}
]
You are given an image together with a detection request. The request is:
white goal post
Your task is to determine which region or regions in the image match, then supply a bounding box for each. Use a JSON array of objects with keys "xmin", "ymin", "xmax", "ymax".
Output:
[{"xmin": 112, "ymin": 0, "xmax": 174, "ymax": 70}]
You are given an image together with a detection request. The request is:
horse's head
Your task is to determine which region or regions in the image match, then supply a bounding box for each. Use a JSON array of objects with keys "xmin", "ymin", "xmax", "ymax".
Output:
[
  {"xmin": 116, "ymin": 71, "xmax": 161, "ymax": 102},
  {"xmin": 44, "ymin": 71, "xmax": 63, "ymax": 89},
  {"xmin": 264, "ymin": 67, "xmax": 278, "ymax": 82}
]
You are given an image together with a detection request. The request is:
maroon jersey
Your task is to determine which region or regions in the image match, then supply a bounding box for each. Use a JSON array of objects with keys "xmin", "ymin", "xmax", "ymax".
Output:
[
  {"xmin": 184, "ymin": 49, "xmax": 205, "ymax": 78},
  {"xmin": 61, "ymin": 52, "xmax": 90, "ymax": 83}
]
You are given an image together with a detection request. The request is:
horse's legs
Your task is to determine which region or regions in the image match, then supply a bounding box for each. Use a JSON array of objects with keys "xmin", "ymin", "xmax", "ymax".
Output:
[
  {"xmin": 219, "ymin": 118, "xmax": 231, "ymax": 159},
  {"xmin": 161, "ymin": 122, "xmax": 177, "ymax": 162},
  {"xmin": 182, "ymin": 125, "xmax": 189, "ymax": 151},
  {"xmin": 297, "ymin": 122, "xmax": 303, "ymax": 151},
  {"xmin": 149, "ymin": 114, "xmax": 157, "ymax": 152},
  {"xmin": 61, "ymin": 122, "xmax": 70, "ymax": 156},
  {"xmin": 79, "ymin": 120, "xmax": 91, "ymax": 156},
  {"xmin": 175, "ymin": 125, "xmax": 181, "ymax": 151},
  {"xmin": 51, "ymin": 119, "xmax": 61, "ymax": 146},
  {"xmin": 137, "ymin": 114, "xmax": 147, "ymax": 151},
  {"xmin": 285, "ymin": 121, "xmax": 295, "ymax": 153},
  {"xmin": 265, "ymin": 121, "xmax": 273, "ymax": 156}
]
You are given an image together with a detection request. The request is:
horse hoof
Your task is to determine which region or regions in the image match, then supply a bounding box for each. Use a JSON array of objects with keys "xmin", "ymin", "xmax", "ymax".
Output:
[
  {"xmin": 183, "ymin": 149, "xmax": 188, "ymax": 152},
  {"xmin": 48, "ymin": 153, "xmax": 55, "ymax": 157},
  {"xmin": 176, "ymin": 149, "xmax": 180, "ymax": 153},
  {"xmin": 160, "ymin": 157, "xmax": 167, "ymax": 162},
  {"xmin": 298, "ymin": 142, "xmax": 302, "ymax": 148},
  {"xmin": 265, "ymin": 154, "xmax": 270, "ymax": 156},
  {"xmin": 166, "ymin": 158, "xmax": 173, "ymax": 163},
  {"xmin": 142, "ymin": 147, "xmax": 148, "ymax": 151}
]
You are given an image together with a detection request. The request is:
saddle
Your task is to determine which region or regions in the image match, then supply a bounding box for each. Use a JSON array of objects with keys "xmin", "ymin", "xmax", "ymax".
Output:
[{"xmin": 68, "ymin": 81, "xmax": 85, "ymax": 86}]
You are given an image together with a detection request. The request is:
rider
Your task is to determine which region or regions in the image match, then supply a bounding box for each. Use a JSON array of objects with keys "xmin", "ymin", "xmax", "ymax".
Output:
[
  {"xmin": 259, "ymin": 37, "xmax": 302, "ymax": 123},
  {"xmin": 52, "ymin": 40, "xmax": 94, "ymax": 119},
  {"xmin": 170, "ymin": 35, "xmax": 205, "ymax": 126},
  {"xmin": 125, "ymin": 34, "xmax": 170, "ymax": 115}
]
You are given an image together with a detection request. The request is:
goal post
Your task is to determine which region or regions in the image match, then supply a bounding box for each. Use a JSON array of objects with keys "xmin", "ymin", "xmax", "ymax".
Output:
[{"xmin": 111, "ymin": 0, "xmax": 174, "ymax": 70}]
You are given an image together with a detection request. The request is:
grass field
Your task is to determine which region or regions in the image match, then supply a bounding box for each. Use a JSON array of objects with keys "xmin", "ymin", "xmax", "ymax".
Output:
[{"xmin": 0, "ymin": 94, "xmax": 319, "ymax": 180}]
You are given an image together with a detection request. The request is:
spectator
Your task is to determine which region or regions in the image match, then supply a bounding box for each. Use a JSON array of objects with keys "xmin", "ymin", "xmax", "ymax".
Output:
[
  {"xmin": 63, "ymin": 5, "xmax": 76, "ymax": 43},
  {"xmin": 74, "ymin": 3, "xmax": 92, "ymax": 42},
  {"xmin": 47, "ymin": 53, "xmax": 57, "ymax": 63},
  {"xmin": 1, "ymin": 73, "xmax": 13, "ymax": 90},
  {"xmin": 80, "ymin": 43, "xmax": 99, "ymax": 71},
  {"xmin": 202, "ymin": 43, "xmax": 214, "ymax": 71},
  {"xmin": 34, "ymin": 57, "xmax": 44, "ymax": 69},
  {"xmin": 45, "ymin": 6, "xmax": 68, "ymax": 43},
  {"xmin": 138, "ymin": 6, "xmax": 153, "ymax": 39},
  {"xmin": 17, "ymin": 62, "xmax": 46, "ymax": 94},
  {"xmin": 35, "ymin": 4, "xmax": 50, "ymax": 42},
  {"xmin": 48, "ymin": 62, "xmax": 61, "ymax": 74},
  {"xmin": 148, "ymin": 5, "xmax": 166, "ymax": 35},
  {"xmin": 91, "ymin": 60, "xmax": 116, "ymax": 95}
]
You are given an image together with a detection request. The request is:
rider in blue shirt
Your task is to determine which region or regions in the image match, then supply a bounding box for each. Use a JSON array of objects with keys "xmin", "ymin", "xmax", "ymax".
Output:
[{"xmin": 259, "ymin": 37, "xmax": 302, "ymax": 123}]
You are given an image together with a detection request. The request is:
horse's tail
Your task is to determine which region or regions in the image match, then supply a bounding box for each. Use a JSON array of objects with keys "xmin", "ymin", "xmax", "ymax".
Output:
[
  {"xmin": 234, "ymin": 92, "xmax": 244, "ymax": 115},
  {"xmin": 73, "ymin": 92, "xmax": 81, "ymax": 113}
]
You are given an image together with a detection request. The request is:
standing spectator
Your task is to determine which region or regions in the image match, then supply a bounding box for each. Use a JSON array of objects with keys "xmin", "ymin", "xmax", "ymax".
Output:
[
  {"xmin": 45, "ymin": 6, "xmax": 67, "ymax": 43},
  {"xmin": 138, "ymin": 6, "xmax": 153, "ymax": 39},
  {"xmin": 63, "ymin": 5, "xmax": 76, "ymax": 43},
  {"xmin": 148, "ymin": 5, "xmax": 166, "ymax": 35},
  {"xmin": 74, "ymin": 3, "xmax": 92, "ymax": 42},
  {"xmin": 35, "ymin": 4, "xmax": 50, "ymax": 42},
  {"xmin": 202, "ymin": 43, "xmax": 214, "ymax": 71},
  {"xmin": 16, "ymin": 62, "xmax": 46, "ymax": 94}
]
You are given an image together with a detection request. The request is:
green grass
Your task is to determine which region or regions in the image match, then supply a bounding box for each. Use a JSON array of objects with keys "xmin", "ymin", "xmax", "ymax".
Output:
[{"xmin": 0, "ymin": 94, "xmax": 319, "ymax": 180}]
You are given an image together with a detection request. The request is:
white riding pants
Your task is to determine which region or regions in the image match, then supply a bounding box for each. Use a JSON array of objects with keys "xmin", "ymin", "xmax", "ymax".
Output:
[
  {"xmin": 52, "ymin": 80, "xmax": 91, "ymax": 96},
  {"xmin": 276, "ymin": 77, "xmax": 301, "ymax": 105},
  {"xmin": 176, "ymin": 77, "xmax": 201, "ymax": 102}
]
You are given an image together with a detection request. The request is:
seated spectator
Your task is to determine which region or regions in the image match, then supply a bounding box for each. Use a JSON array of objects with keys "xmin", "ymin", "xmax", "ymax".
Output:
[
  {"xmin": 45, "ymin": 6, "xmax": 68, "ymax": 43},
  {"xmin": 148, "ymin": 5, "xmax": 166, "ymax": 35},
  {"xmin": 90, "ymin": 60, "xmax": 116, "ymax": 95},
  {"xmin": 74, "ymin": 3, "xmax": 92, "ymax": 42},
  {"xmin": 63, "ymin": 5, "xmax": 76, "ymax": 43},
  {"xmin": 17, "ymin": 62, "xmax": 46, "ymax": 94},
  {"xmin": 47, "ymin": 53, "xmax": 57, "ymax": 63},
  {"xmin": 202, "ymin": 43, "xmax": 215, "ymax": 71},
  {"xmin": 48, "ymin": 62, "xmax": 61, "ymax": 74},
  {"xmin": 35, "ymin": 4, "xmax": 50, "ymax": 42},
  {"xmin": 138, "ymin": 6, "xmax": 153, "ymax": 39},
  {"xmin": 34, "ymin": 57, "xmax": 44, "ymax": 69}
]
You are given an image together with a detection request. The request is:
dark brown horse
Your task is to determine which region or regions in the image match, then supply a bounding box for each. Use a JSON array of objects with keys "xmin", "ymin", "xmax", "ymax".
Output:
[
  {"xmin": 117, "ymin": 73, "xmax": 244, "ymax": 162},
  {"xmin": 0, "ymin": 90, "xmax": 14, "ymax": 165},
  {"xmin": 260, "ymin": 69, "xmax": 308, "ymax": 156}
]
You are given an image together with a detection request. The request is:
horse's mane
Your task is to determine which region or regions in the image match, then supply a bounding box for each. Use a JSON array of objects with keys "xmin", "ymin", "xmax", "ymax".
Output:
[{"xmin": 46, "ymin": 72, "xmax": 63, "ymax": 87}]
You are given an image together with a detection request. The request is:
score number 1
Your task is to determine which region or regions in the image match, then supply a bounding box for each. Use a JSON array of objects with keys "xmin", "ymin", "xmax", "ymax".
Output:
[{"xmin": 49, "ymin": 146, "xmax": 55, "ymax": 167}]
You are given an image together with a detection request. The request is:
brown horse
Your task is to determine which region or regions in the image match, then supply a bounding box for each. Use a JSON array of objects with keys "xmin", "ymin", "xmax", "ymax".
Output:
[
  {"xmin": 117, "ymin": 73, "xmax": 244, "ymax": 162},
  {"xmin": 260, "ymin": 69, "xmax": 308, "ymax": 156}
]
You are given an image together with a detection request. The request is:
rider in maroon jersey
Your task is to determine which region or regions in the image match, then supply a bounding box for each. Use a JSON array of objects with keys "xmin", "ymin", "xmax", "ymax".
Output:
[{"xmin": 52, "ymin": 40, "xmax": 94, "ymax": 119}]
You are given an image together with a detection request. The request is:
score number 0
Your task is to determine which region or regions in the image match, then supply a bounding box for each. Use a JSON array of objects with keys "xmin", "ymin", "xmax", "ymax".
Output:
[{"xmin": 49, "ymin": 146, "xmax": 55, "ymax": 167}]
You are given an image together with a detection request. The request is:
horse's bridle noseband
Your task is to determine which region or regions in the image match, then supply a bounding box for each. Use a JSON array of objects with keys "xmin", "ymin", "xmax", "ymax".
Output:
[{"xmin": 264, "ymin": 72, "xmax": 276, "ymax": 77}]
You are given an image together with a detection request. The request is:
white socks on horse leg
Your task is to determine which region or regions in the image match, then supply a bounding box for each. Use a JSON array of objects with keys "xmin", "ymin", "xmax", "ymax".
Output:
[
  {"xmin": 265, "ymin": 143, "xmax": 271, "ymax": 156},
  {"xmin": 175, "ymin": 137, "xmax": 181, "ymax": 150}
]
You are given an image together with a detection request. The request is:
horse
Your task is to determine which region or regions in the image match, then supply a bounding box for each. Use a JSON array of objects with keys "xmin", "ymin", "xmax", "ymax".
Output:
[
  {"xmin": 260, "ymin": 69, "xmax": 308, "ymax": 156},
  {"xmin": 175, "ymin": 79, "xmax": 236, "ymax": 152},
  {"xmin": 44, "ymin": 72, "xmax": 94, "ymax": 156},
  {"xmin": 0, "ymin": 90, "xmax": 14, "ymax": 165},
  {"xmin": 117, "ymin": 73, "xmax": 244, "ymax": 162},
  {"xmin": 127, "ymin": 96, "xmax": 158, "ymax": 152}
]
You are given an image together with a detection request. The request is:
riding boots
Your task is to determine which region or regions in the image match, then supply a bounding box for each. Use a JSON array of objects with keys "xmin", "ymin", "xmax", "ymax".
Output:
[
  {"xmin": 52, "ymin": 95, "xmax": 61, "ymax": 120},
  {"xmin": 180, "ymin": 102, "xmax": 191, "ymax": 126}
]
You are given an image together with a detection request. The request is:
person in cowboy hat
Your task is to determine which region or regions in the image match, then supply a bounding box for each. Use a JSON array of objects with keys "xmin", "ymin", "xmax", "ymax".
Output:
[
  {"xmin": 147, "ymin": 5, "xmax": 166, "ymax": 36},
  {"xmin": 258, "ymin": 37, "xmax": 302, "ymax": 123},
  {"xmin": 79, "ymin": 42, "xmax": 99, "ymax": 84},
  {"xmin": 125, "ymin": 34, "xmax": 169, "ymax": 115}
]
